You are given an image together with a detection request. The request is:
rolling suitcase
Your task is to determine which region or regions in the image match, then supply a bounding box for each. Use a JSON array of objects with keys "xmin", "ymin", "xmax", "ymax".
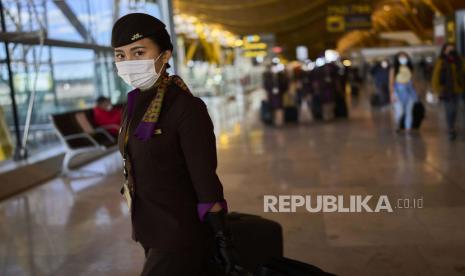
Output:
[
  {"xmin": 227, "ymin": 212, "xmax": 283, "ymax": 273},
  {"xmin": 257, "ymin": 256, "xmax": 336, "ymax": 276},
  {"xmin": 261, "ymin": 100, "xmax": 273, "ymax": 125},
  {"xmin": 370, "ymin": 93, "xmax": 382, "ymax": 107},
  {"xmin": 284, "ymin": 106, "xmax": 299, "ymax": 123},
  {"xmin": 350, "ymin": 84, "xmax": 359, "ymax": 96},
  {"xmin": 310, "ymin": 95, "xmax": 323, "ymax": 120},
  {"xmin": 334, "ymin": 95, "xmax": 348, "ymax": 118},
  {"xmin": 411, "ymin": 101, "xmax": 425, "ymax": 129},
  {"xmin": 399, "ymin": 101, "xmax": 425, "ymax": 129}
]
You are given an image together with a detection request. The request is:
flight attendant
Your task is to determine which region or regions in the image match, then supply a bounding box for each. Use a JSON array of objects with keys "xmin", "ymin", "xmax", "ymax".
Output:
[{"xmin": 112, "ymin": 13, "xmax": 237, "ymax": 275}]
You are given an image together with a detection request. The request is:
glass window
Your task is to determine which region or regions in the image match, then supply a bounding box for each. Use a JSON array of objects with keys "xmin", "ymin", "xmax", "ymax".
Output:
[{"xmin": 0, "ymin": 0, "xmax": 162, "ymax": 163}]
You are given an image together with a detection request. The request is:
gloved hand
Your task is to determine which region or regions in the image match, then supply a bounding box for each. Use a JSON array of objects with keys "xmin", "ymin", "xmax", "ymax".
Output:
[{"xmin": 204, "ymin": 209, "xmax": 252, "ymax": 275}]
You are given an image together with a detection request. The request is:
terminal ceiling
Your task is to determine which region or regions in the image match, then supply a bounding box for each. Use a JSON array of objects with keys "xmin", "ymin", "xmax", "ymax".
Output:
[{"xmin": 174, "ymin": 0, "xmax": 465, "ymax": 58}]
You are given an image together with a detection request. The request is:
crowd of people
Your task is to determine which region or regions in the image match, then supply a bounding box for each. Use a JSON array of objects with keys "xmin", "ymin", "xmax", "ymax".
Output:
[
  {"xmin": 260, "ymin": 43, "xmax": 465, "ymax": 141},
  {"xmin": 94, "ymin": 44, "xmax": 464, "ymax": 143},
  {"xmin": 261, "ymin": 59, "xmax": 350, "ymax": 127}
]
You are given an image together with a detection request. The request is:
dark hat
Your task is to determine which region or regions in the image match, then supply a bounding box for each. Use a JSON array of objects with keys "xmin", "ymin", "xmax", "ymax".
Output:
[{"xmin": 111, "ymin": 13, "xmax": 172, "ymax": 50}]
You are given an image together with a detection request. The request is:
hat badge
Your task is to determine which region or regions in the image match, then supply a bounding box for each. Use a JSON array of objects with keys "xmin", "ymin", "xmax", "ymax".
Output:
[{"xmin": 131, "ymin": 33, "xmax": 143, "ymax": 41}]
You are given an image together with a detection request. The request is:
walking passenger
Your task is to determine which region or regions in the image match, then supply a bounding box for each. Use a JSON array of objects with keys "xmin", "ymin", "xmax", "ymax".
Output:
[
  {"xmin": 390, "ymin": 52, "xmax": 417, "ymax": 134},
  {"xmin": 432, "ymin": 43, "xmax": 465, "ymax": 140}
]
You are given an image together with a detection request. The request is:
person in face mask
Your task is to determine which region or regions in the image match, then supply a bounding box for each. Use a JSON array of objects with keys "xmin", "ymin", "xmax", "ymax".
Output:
[
  {"xmin": 370, "ymin": 59, "xmax": 390, "ymax": 106},
  {"xmin": 389, "ymin": 52, "xmax": 418, "ymax": 134},
  {"xmin": 112, "ymin": 13, "xmax": 246, "ymax": 276},
  {"xmin": 432, "ymin": 43, "xmax": 465, "ymax": 140}
]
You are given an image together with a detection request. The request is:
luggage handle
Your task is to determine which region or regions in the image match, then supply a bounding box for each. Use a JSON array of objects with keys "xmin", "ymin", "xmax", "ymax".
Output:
[{"xmin": 228, "ymin": 265, "xmax": 253, "ymax": 276}]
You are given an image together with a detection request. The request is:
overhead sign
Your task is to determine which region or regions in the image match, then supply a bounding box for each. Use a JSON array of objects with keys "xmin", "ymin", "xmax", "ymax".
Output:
[
  {"xmin": 327, "ymin": 16, "xmax": 345, "ymax": 33},
  {"xmin": 243, "ymin": 34, "xmax": 268, "ymax": 58},
  {"xmin": 327, "ymin": 3, "xmax": 372, "ymax": 33}
]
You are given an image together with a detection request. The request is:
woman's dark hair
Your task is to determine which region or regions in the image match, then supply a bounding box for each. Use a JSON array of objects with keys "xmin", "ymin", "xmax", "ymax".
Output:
[
  {"xmin": 393, "ymin": 51, "xmax": 413, "ymax": 76},
  {"xmin": 440, "ymin": 43, "xmax": 455, "ymax": 58},
  {"xmin": 96, "ymin": 96, "xmax": 110, "ymax": 105},
  {"xmin": 147, "ymin": 31, "xmax": 173, "ymax": 69}
]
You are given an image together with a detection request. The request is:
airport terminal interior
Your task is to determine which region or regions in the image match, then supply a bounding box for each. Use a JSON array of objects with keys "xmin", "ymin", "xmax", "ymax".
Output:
[{"xmin": 1, "ymin": 0, "xmax": 465, "ymax": 275}]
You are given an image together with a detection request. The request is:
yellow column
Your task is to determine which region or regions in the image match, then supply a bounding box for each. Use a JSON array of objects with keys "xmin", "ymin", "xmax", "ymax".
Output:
[{"xmin": 0, "ymin": 106, "xmax": 14, "ymax": 161}]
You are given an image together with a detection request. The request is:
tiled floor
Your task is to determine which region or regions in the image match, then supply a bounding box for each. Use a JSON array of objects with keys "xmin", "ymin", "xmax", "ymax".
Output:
[{"xmin": 1, "ymin": 90, "xmax": 465, "ymax": 275}]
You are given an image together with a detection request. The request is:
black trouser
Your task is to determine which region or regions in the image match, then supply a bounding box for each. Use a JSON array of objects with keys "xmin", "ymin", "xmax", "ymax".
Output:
[
  {"xmin": 443, "ymin": 95, "xmax": 459, "ymax": 132},
  {"xmin": 445, "ymin": 99, "xmax": 457, "ymax": 131},
  {"xmin": 141, "ymin": 244, "xmax": 224, "ymax": 276}
]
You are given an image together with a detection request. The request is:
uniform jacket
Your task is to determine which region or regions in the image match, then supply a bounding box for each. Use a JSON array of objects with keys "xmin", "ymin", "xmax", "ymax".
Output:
[{"xmin": 117, "ymin": 74, "xmax": 225, "ymax": 250}]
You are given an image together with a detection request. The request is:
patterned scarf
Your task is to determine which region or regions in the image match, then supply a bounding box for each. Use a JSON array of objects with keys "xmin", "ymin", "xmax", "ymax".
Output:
[{"xmin": 126, "ymin": 72, "xmax": 191, "ymax": 141}]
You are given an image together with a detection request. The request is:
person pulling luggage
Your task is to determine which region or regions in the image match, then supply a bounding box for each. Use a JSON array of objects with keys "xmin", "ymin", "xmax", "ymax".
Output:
[
  {"xmin": 112, "ymin": 13, "xmax": 249, "ymax": 276},
  {"xmin": 389, "ymin": 52, "xmax": 418, "ymax": 134}
]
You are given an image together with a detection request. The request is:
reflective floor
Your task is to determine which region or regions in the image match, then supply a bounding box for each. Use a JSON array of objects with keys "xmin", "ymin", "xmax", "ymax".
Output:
[{"xmin": 1, "ymin": 90, "xmax": 465, "ymax": 276}]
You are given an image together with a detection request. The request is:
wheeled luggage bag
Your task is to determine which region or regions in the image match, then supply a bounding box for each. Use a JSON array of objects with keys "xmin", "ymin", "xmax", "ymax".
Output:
[
  {"xmin": 334, "ymin": 94, "xmax": 348, "ymax": 118},
  {"xmin": 310, "ymin": 95, "xmax": 323, "ymax": 120},
  {"xmin": 399, "ymin": 101, "xmax": 425, "ymax": 129},
  {"xmin": 284, "ymin": 106, "xmax": 299, "ymax": 123},
  {"xmin": 370, "ymin": 93, "xmax": 382, "ymax": 107},
  {"xmin": 257, "ymin": 256, "xmax": 336, "ymax": 276},
  {"xmin": 411, "ymin": 101, "xmax": 425, "ymax": 129},
  {"xmin": 227, "ymin": 212, "xmax": 283, "ymax": 273},
  {"xmin": 261, "ymin": 100, "xmax": 273, "ymax": 125}
]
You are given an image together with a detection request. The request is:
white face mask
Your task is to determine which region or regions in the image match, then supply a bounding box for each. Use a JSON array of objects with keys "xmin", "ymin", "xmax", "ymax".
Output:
[
  {"xmin": 115, "ymin": 52, "xmax": 164, "ymax": 90},
  {"xmin": 381, "ymin": 61, "xmax": 388, "ymax": 68},
  {"xmin": 398, "ymin": 57, "xmax": 408, "ymax": 65}
]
